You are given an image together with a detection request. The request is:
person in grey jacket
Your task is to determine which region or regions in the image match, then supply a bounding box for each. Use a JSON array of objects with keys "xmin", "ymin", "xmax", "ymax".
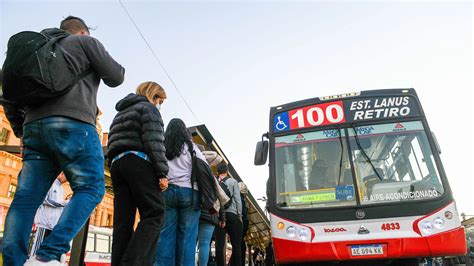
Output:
[
  {"xmin": 215, "ymin": 163, "xmax": 243, "ymax": 266},
  {"xmin": 107, "ymin": 81, "xmax": 168, "ymax": 266},
  {"xmin": 2, "ymin": 16, "xmax": 124, "ymax": 266}
]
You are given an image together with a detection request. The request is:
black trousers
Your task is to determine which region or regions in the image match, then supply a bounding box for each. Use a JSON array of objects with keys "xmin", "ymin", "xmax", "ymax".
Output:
[
  {"xmin": 240, "ymin": 219, "xmax": 249, "ymax": 266},
  {"xmin": 110, "ymin": 154, "xmax": 165, "ymax": 266},
  {"xmin": 215, "ymin": 212, "xmax": 243, "ymax": 266}
]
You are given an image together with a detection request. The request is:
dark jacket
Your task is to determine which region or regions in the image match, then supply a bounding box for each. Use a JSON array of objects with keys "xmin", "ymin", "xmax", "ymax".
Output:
[
  {"xmin": 3, "ymin": 28, "xmax": 125, "ymax": 137},
  {"xmin": 200, "ymin": 207, "xmax": 226, "ymax": 226},
  {"xmin": 241, "ymin": 193, "xmax": 249, "ymax": 227},
  {"xmin": 107, "ymin": 93, "xmax": 168, "ymax": 178},
  {"xmin": 265, "ymin": 243, "xmax": 275, "ymax": 266}
]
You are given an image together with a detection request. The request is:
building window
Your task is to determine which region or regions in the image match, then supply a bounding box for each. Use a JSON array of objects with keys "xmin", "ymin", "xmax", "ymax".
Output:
[
  {"xmin": 12, "ymin": 160, "xmax": 17, "ymax": 169},
  {"xmin": 7, "ymin": 184, "xmax": 17, "ymax": 198},
  {"xmin": 0, "ymin": 128, "xmax": 10, "ymax": 144},
  {"xmin": 107, "ymin": 214, "xmax": 113, "ymax": 227},
  {"xmin": 5, "ymin": 158, "xmax": 11, "ymax": 167}
]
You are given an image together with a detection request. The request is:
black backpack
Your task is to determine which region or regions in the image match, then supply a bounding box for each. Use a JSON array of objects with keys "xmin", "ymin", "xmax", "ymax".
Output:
[
  {"xmin": 190, "ymin": 148, "xmax": 218, "ymax": 214},
  {"xmin": 219, "ymin": 176, "xmax": 233, "ymax": 209},
  {"xmin": 2, "ymin": 28, "xmax": 92, "ymax": 107}
]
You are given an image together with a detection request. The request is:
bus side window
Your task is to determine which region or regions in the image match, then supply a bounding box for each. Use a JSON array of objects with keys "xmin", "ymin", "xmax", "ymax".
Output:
[
  {"xmin": 86, "ymin": 233, "xmax": 95, "ymax": 252},
  {"xmin": 96, "ymin": 233, "xmax": 110, "ymax": 253}
]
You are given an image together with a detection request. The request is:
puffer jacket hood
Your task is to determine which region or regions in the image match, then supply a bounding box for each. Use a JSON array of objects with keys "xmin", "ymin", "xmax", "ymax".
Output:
[{"xmin": 115, "ymin": 93, "xmax": 147, "ymax": 111}]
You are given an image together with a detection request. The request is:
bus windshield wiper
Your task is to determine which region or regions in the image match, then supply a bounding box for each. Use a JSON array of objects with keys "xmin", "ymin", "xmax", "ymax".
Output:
[
  {"xmin": 337, "ymin": 127, "xmax": 344, "ymax": 186},
  {"xmin": 352, "ymin": 127, "xmax": 383, "ymax": 181}
]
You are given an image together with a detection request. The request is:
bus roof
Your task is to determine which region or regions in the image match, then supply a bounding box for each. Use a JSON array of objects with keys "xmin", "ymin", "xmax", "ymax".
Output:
[{"xmin": 271, "ymin": 88, "xmax": 417, "ymax": 112}]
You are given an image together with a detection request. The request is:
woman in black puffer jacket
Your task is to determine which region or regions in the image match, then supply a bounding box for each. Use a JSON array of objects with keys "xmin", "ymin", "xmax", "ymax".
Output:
[{"xmin": 107, "ymin": 81, "xmax": 169, "ymax": 266}]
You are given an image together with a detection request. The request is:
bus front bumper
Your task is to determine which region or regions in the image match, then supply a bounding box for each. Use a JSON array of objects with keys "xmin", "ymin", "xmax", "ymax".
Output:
[{"xmin": 272, "ymin": 227, "xmax": 467, "ymax": 264}]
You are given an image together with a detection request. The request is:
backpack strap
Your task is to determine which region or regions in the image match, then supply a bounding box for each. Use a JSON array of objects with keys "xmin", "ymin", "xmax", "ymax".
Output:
[
  {"xmin": 221, "ymin": 176, "xmax": 233, "ymax": 199},
  {"xmin": 188, "ymin": 143, "xmax": 196, "ymax": 185},
  {"xmin": 55, "ymin": 40, "xmax": 94, "ymax": 88},
  {"xmin": 188, "ymin": 143, "xmax": 198, "ymax": 210},
  {"xmin": 47, "ymin": 30, "xmax": 93, "ymax": 89}
]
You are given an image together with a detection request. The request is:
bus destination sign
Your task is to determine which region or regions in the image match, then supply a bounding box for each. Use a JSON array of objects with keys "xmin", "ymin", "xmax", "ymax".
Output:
[{"xmin": 273, "ymin": 96, "xmax": 420, "ymax": 132}]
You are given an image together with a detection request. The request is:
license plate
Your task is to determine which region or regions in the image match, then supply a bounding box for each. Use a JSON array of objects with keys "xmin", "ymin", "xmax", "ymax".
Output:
[{"xmin": 351, "ymin": 244, "xmax": 384, "ymax": 256}]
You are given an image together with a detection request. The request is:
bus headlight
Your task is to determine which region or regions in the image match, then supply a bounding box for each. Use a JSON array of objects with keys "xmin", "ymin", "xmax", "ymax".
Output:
[
  {"xmin": 444, "ymin": 211, "xmax": 453, "ymax": 220},
  {"xmin": 434, "ymin": 217, "xmax": 446, "ymax": 229},
  {"xmin": 421, "ymin": 221, "xmax": 434, "ymax": 234},
  {"xmin": 298, "ymin": 228, "xmax": 310, "ymax": 241},
  {"xmin": 286, "ymin": 226, "xmax": 297, "ymax": 238}
]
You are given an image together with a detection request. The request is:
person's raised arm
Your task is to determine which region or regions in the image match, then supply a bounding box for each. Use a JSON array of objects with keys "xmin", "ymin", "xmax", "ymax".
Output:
[{"xmin": 82, "ymin": 36, "xmax": 125, "ymax": 87}]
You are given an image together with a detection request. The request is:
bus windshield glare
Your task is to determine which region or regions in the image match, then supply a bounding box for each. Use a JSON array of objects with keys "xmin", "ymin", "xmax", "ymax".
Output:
[{"xmin": 274, "ymin": 120, "xmax": 444, "ymax": 209}]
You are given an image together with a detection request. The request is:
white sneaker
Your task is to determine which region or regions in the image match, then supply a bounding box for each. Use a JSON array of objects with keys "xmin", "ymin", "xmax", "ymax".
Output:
[
  {"xmin": 24, "ymin": 254, "xmax": 67, "ymax": 266},
  {"xmin": 59, "ymin": 254, "xmax": 66, "ymax": 265}
]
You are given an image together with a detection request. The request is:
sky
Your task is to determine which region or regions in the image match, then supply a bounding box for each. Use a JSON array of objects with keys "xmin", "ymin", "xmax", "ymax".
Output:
[{"xmin": 1, "ymin": 1, "xmax": 473, "ymax": 216}]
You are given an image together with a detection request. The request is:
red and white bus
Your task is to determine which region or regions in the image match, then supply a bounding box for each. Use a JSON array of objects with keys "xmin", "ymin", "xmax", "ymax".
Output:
[{"xmin": 254, "ymin": 89, "xmax": 466, "ymax": 265}]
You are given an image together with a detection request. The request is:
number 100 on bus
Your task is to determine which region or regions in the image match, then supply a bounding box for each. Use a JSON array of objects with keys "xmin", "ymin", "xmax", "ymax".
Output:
[{"xmin": 274, "ymin": 101, "xmax": 345, "ymax": 132}]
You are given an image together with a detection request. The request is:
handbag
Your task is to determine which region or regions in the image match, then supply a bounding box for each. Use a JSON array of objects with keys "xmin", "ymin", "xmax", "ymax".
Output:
[
  {"xmin": 212, "ymin": 198, "xmax": 220, "ymax": 213},
  {"xmin": 213, "ymin": 174, "xmax": 230, "ymax": 208}
]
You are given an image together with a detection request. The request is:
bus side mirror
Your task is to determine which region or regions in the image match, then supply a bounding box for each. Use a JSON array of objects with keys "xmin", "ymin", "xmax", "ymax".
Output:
[
  {"xmin": 254, "ymin": 140, "xmax": 269, "ymax": 165},
  {"xmin": 431, "ymin": 131, "xmax": 441, "ymax": 154}
]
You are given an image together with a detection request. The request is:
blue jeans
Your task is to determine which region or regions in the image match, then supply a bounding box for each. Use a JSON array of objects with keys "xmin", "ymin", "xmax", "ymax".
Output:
[
  {"xmin": 2, "ymin": 117, "xmax": 105, "ymax": 265},
  {"xmin": 155, "ymin": 185, "xmax": 200, "ymax": 266},
  {"xmin": 198, "ymin": 222, "xmax": 216, "ymax": 266}
]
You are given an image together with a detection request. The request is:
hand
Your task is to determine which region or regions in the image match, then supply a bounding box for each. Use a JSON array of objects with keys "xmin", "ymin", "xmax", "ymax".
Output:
[
  {"xmin": 65, "ymin": 193, "xmax": 73, "ymax": 200},
  {"xmin": 159, "ymin": 178, "xmax": 168, "ymax": 192}
]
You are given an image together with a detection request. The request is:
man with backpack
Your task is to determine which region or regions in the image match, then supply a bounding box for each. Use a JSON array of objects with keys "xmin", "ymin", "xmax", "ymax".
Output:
[
  {"xmin": 214, "ymin": 163, "xmax": 243, "ymax": 266},
  {"xmin": 1, "ymin": 16, "xmax": 124, "ymax": 266}
]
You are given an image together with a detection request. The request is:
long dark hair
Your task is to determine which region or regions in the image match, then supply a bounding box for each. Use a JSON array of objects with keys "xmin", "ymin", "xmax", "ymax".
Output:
[{"xmin": 164, "ymin": 118, "xmax": 193, "ymax": 160}]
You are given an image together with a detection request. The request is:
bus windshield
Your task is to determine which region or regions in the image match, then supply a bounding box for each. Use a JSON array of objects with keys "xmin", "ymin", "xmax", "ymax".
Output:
[
  {"xmin": 274, "ymin": 129, "xmax": 357, "ymax": 209},
  {"xmin": 273, "ymin": 120, "xmax": 444, "ymax": 209},
  {"xmin": 350, "ymin": 121, "xmax": 444, "ymax": 205}
]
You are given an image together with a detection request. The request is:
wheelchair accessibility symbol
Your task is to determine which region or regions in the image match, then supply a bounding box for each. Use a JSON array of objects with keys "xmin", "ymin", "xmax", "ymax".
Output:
[
  {"xmin": 274, "ymin": 113, "xmax": 290, "ymax": 132},
  {"xmin": 275, "ymin": 116, "xmax": 287, "ymax": 131}
]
